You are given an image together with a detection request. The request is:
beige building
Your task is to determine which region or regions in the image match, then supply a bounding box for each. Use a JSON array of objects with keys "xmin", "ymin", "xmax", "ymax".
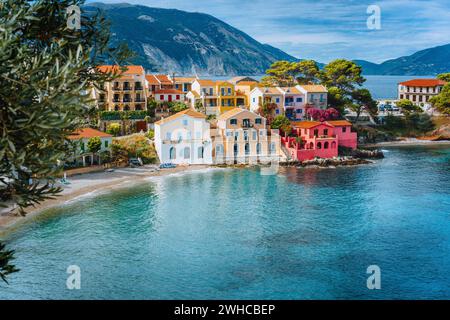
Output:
[
  {"xmin": 96, "ymin": 65, "xmax": 148, "ymax": 111},
  {"xmin": 398, "ymin": 79, "xmax": 447, "ymax": 106},
  {"xmin": 211, "ymin": 108, "xmax": 281, "ymax": 164}
]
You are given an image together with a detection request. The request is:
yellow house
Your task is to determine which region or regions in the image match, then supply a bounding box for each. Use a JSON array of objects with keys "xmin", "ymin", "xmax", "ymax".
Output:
[{"xmin": 216, "ymin": 81, "xmax": 247, "ymax": 114}]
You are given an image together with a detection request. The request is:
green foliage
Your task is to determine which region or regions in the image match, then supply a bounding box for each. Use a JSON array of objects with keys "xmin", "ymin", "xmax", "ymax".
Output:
[
  {"xmin": 206, "ymin": 114, "xmax": 216, "ymax": 121},
  {"xmin": 382, "ymin": 113, "xmax": 435, "ymax": 136},
  {"xmin": 0, "ymin": 242, "xmax": 19, "ymax": 284},
  {"xmin": 195, "ymin": 100, "xmax": 204, "ymax": 112},
  {"xmin": 261, "ymin": 60, "xmax": 320, "ymax": 86},
  {"xmin": 106, "ymin": 123, "xmax": 121, "ymax": 136},
  {"xmin": 319, "ymin": 59, "xmax": 366, "ymax": 92},
  {"xmin": 170, "ymin": 102, "xmax": 188, "ymax": 113},
  {"xmin": 99, "ymin": 110, "xmax": 151, "ymax": 121},
  {"xmin": 271, "ymin": 115, "xmax": 292, "ymax": 135},
  {"xmin": 257, "ymin": 102, "xmax": 277, "ymax": 123},
  {"xmin": 350, "ymin": 88, "xmax": 378, "ymax": 121},
  {"xmin": 113, "ymin": 135, "xmax": 157, "ymax": 164},
  {"xmin": 0, "ymin": 0, "xmax": 131, "ymax": 216},
  {"xmin": 146, "ymin": 130, "xmax": 155, "ymax": 140},
  {"xmin": 87, "ymin": 137, "xmax": 102, "ymax": 154},
  {"xmin": 430, "ymin": 83, "xmax": 450, "ymax": 115},
  {"xmin": 437, "ymin": 73, "xmax": 450, "ymax": 82},
  {"xmin": 396, "ymin": 99, "xmax": 422, "ymax": 114}
]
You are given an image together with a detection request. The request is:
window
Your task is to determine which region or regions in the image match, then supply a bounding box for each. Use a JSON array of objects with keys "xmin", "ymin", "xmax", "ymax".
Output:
[
  {"xmin": 324, "ymin": 129, "xmax": 328, "ymax": 136},
  {"xmin": 270, "ymin": 142, "xmax": 276, "ymax": 154},
  {"xmin": 221, "ymin": 88, "xmax": 225, "ymax": 96},
  {"xmin": 245, "ymin": 143, "xmax": 250, "ymax": 155},
  {"xmin": 216, "ymin": 144, "xmax": 224, "ymax": 156},
  {"xmin": 256, "ymin": 143, "xmax": 261, "ymax": 155},
  {"xmin": 198, "ymin": 147, "xmax": 204, "ymax": 159},
  {"xmin": 166, "ymin": 132, "xmax": 171, "ymax": 140},
  {"xmin": 314, "ymin": 129, "xmax": 319, "ymax": 137},
  {"xmin": 276, "ymin": 98, "xmax": 280, "ymax": 103},
  {"xmin": 252, "ymin": 98, "xmax": 256, "ymax": 103},
  {"xmin": 317, "ymin": 142, "xmax": 322, "ymax": 149},
  {"xmin": 104, "ymin": 140, "xmax": 109, "ymax": 148},
  {"xmin": 169, "ymin": 147, "xmax": 176, "ymax": 160},
  {"xmin": 320, "ymin": 94, "xmax": 324, "ymax": 102},
  {"xmin": 183, "ymin": 119, "xmax": 188, "ymax": 126},
  {"xmin": 230, "ymin": 119, "xmax": 237, "ymax": 125},
  {"xmin": 296, "ymin": 97, "xmax": 303, "ymax": 102},
  {"xmin": 324, "ymin": 142, "xmax": 329, "ymax": 149},
  {"xmin": 176, "ymin": 95, "xmax": 180, "ymax": 100},
  {"xmin": 252, "ymin": 131, "xmax": 257, "ymax": 140},
  {"xmin": 296, "ymin": 109, "xmax": 302, "ymax": 114},
  {"xmin": 255, "ymin": 118, "xmax": 262, "ymax": 124},
  {"xmin": 183, "ymin": 147, "xmax": 190, "ymax": 160},
  {"xmin": 275, "ymin": 109, "xmax": 280, "ymax": 114},
  {"xmin": 160, "ymin": 95, "xmax": 164, "ymax": 100},
  {"xmin": 80, "ymin": 142, "xmax": 85, "ymax": 152}
]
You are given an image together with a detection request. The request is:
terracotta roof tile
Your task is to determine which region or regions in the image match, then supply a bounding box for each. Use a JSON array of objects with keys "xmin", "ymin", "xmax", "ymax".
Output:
[
  {"xmin": 399, "ymin": 79, "xmax": 447, "ymax": 87},
  {"xmin": 67, "ymin": 128, "xmax": 112, "ymax": 140},
  {"xmin": 154, "ymin": 108, "xmax": 206, "ymax": 125}
]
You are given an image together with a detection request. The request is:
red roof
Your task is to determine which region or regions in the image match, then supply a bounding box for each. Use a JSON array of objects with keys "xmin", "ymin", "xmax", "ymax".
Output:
[
  {"xmin": 154, "ymin": 74, "xmax": 173, "ymax": 85},
  {"xmin": 155, "ymin": 89, "xmax": 184, "ymax": 94},
  {"xmin": 146, "ymin": 74, "xmax": 160, "ymax": 85},
  {"xmin": 399, "ymin": 79, "xmax": 447, "ymax": 87},
  {"xmin": 67, "ymin": 128, "xmax": 112, "ymax": 140}
]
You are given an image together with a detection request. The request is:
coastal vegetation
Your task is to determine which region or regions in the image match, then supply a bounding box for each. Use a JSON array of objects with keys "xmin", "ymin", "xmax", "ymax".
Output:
[
  {"xmin": 0, "ymin": 0, "xmax": 130, "ymax": 281},
  {"xmin": 112, "ymin": 134, "xmax": 158, "ymax": 164},
  {"xmin": 261, "ymin": 59, "xmax": 378, "ymax": 117}
]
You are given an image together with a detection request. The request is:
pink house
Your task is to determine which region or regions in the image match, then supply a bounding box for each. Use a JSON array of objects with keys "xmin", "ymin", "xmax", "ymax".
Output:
[
  {"xmin": 327, "ymin": 120, "xmax": 358, "ymax": 149},
  {"xmin": 281, "ymin": 120, "xmax": 357, "ymax": 161},
  {"xmin": 154, "ymin": 89, "xmax": 185, "ymax": 103}
]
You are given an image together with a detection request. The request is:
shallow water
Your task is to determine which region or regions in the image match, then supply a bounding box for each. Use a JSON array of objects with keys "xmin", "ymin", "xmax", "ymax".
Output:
[{"xmin": 1, "ymin": 145, "xmax": 449, "ymax": 299}]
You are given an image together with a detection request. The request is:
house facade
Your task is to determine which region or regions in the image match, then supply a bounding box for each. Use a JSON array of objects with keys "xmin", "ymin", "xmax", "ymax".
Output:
[
  {"xmin": 250, "ymin": 86, "xmax": 307, "ymax": 120},
  {"xmin": 154, "ymin": 89, "xmax": 186, "ymax": 103},
  {"xmin": 398, "ymin": 79, "xmax": 447, "ymax": 106},
  {"xmin": 96, "ymin": 65, "xmax": 147, "ymax": 111},
  {"xmin": 154, "ymin": 109, "xmax": 213, "ymax": 165},
  {"xmin": 146, "ymin": 74, "xmax": 175, "ymax": 96},
  {"xmin": 172, "ymin": 77, "xmax": 197, "ymax": 93},
  {"xmin": 297, "ymin": 85, "xmax": 328, "ymax": 110},
  {"xmin": 67, "ymin": 128, "xmax": 112, "ymax": 166},
  {"xmin": 187, "ymin": 80, "xmax": 247, "ymax": 115},
  {"xmin": 282, "ymin": 120, "xmax": 357, "ymax": 161},
  {"xmin": 211, "ymin": 108, "xmax": 281, "ymax": 164}
]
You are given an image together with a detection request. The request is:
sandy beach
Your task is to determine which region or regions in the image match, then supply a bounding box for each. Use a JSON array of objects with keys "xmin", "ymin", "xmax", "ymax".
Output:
[{"xmin": 0, "ymin": 165, "xmax": 211, "ymax": 233}]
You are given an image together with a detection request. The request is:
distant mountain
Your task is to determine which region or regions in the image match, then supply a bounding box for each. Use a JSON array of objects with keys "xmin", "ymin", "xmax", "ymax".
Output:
[
  {"xmin": 85, "ymin": 2, "xmax": 297, "ymax": 76},
  {"xmin": 354, "ymin": 44, "xmax": 450, "ymax": 75}
]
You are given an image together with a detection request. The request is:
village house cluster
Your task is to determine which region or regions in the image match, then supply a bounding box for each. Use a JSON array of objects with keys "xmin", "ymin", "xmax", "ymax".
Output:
[{"xmin": 83, "ymin": 65, "xmax": 360, "ymax": 165}]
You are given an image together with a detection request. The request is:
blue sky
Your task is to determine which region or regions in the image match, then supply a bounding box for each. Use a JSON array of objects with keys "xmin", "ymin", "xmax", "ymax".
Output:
[{"xmin": 95, "ymin": 0, "xmax": 450, "ymax": 63}]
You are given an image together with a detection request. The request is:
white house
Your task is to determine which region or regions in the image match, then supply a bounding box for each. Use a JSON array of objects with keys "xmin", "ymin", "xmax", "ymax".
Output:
[
  {"xmin": 250, "ymin": 86, "xmax": 307, "ymax": 120},
  {"xmin": 297, "ymin": 85, "xmax": 328, "ymax": 109},
  {"xmin": 67, "ymin": 128, "xmax": 113, "ymax": 166},
  {"xmin": 154, "ymin": 89, "xmax": 186, "ymax": 103},
  {"xmin": 154, "ymin": 109, "xmax": 213, "ymax": 165},
  {"xmin": 398, "ymin": 79, "xmax": 447, "ymax": 107}
]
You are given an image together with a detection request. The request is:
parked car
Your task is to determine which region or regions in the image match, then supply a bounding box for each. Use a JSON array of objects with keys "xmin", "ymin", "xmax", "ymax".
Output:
[
  {"xmin": 129, "ymin": 158, "xmax": 143, "ymax": 167},
  {"xmin": 159, "ymin": 163, "xmax": 177, "ymax": 169}
]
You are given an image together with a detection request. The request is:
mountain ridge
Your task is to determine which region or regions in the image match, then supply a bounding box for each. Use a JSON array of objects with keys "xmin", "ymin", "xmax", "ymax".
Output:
[
  {"xmin": 354, "ymin": 44, "xmax": 450, "ymax": 76},
  {"xmin": 85, "ymin": 2, "xmax": 297, "ymax": 76}
]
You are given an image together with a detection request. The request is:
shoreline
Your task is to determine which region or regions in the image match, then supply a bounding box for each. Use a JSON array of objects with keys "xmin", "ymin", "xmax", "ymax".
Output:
[
  {"xmin": 0, "ymin": 165, "xmax": 213, "ymax": 235},
  {"xmin": 362, "ymin": 138, "xmax": 450, "ymax": 148}
]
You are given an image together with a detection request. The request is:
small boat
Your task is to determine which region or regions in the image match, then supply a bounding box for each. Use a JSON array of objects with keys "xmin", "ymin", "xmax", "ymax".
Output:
[{"xmin": 159, "ymin": 163, "xmax": 177, "ymax": 169}]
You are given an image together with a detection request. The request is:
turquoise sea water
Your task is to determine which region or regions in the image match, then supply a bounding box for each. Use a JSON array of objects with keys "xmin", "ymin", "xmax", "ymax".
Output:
[{"xmin": 0, "ymin": 145, "xmax": 449, "ymax": 299}]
